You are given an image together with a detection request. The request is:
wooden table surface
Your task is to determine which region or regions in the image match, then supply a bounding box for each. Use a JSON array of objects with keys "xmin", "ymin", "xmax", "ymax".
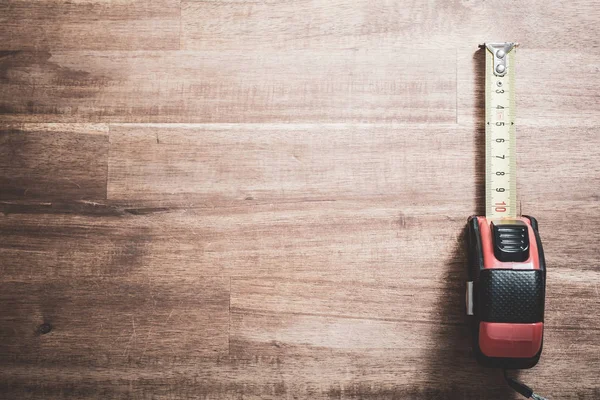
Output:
[{"xmin": 1, "ymin": 1, "xmax": 599, "ymax": 399}]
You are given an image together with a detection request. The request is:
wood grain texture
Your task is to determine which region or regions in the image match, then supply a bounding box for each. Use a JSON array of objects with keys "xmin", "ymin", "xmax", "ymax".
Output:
[
  {"xmin": 181, "ymin": 0, "xmax": 600, "ymax": 50},
  {"xmin": 0, "ymin": 277, "xmax": 230, "ymax": 366},
  {"xmin": 107, "ymin": 124, "xmax": 473, "ymax": 203},
  {"xmin": 2, "ymin": 119, "xmax": 600, "ymax": 398},
  {"xmin": 0, "ymin": 0, "xmax": 180, "ymax": 50},
  {"xmin": 0, "ymin": 201, "xmax": 469, "ymax": 281},
  {"xmin": 0, "ymin": 49, "xmax": 455, "ymax": 123},
  {"xmin": 0, "ymin": 123, "xmax": 108, "ymax": 200},
  {"xmin": 2, "ymin": 0, "xmax": 600, "ymax": 398},
  {"xmin": 518, "ymin": 126, "xmax": 600, "ymax": 204},
  {"xmin": 0, "ymin": 353, "xmax": 517, "ymax": 400}
]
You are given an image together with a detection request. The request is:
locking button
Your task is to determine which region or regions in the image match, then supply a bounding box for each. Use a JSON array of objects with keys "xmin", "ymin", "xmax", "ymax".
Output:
[{"xmin": 491, "ymin": 220, "xmax": 529, "ymax": 262}]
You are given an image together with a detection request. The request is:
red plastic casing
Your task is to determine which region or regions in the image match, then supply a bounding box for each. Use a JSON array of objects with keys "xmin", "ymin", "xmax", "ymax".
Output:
[{"xmin": 477, "ymin": 217, "xmax": 543, "ymax": 359}]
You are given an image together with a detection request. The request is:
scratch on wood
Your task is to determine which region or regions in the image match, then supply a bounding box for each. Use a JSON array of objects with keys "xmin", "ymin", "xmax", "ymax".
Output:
[
  {"xmin": 64, "ymin": 178, "xmax": 82, "ymax": 189},
  {"xmin": 78, "ymin": 200, "xmax": 104, "ymax": 207},
  {"xmin": 123, "ymin": 207, "xmax": 170, "ymax": 215},
  {"xmin": 166, "ymin": 309, "xmax": 175, "ymax": 323},
  {"xmin": 139, "ymin": 327, "xmax": 153, "ymax": 362},
  {"xmin": 123, "ymin": 315, "xmax": 137, "ymax": 357}
]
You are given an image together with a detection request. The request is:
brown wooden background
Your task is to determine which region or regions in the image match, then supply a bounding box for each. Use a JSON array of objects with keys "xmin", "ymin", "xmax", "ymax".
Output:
[{"xmin": 1, "ymin": 1, "xmax": 599, "ymax": 399}]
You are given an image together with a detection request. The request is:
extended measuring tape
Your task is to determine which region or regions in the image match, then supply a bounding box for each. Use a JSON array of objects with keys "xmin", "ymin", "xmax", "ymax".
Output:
[
  {"xmin": 485, "ymin": 42, "xmax": 517, "ymax": 219},
  {"xmin": 465, "ymin": 43, "xmax": 548, "ymax": 399}
]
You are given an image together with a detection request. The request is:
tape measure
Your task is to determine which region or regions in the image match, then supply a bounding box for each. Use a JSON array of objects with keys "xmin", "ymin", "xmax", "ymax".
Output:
[
  {"xmin": 485, "ymin": 42, "xmax": 517, "ymax": 219},
  {"xmin": 466, "ymin": 42, "xmax": 548, "ymax": 399}
]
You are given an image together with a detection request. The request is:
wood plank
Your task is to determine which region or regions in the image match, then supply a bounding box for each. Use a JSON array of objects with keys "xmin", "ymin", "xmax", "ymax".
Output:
[
  {"xmin": 231, "ymin": 276, "xmax": 463, "ymax": 325},
  {"xmin": 0, "ymin": 49, "xmax": 456, "ymax": 123},
  {"xmin": 107, "ymin": 124, "xmax": 473, "ymax": 203},
  {"xmin": 229, "ymin": 267, "xmax": 466, "ymax": 368},
  {"xmin": 0, "ymin": 0, "xmax": 180, "ymax": 50},
  {"xmin": 181, "ymin": 0, "xmax": 600, "ymax": 50},
  {"xmin": 0, "ymin": 201, "xmax": 469, "ymax": 281},
  {"xmin": 0, "ymin": 276, "xmax": 230, "ymax": 367},
  {"xmin": 0, "ymin": 354, "xmax": 521, "ymax": 400},
  {"xmin": 458, "ymin": 48, "xmax": 600, "ymax": 126},
  {"xmin": 0, "ymin": 123, "xmax": 108, "ymax": 200}
]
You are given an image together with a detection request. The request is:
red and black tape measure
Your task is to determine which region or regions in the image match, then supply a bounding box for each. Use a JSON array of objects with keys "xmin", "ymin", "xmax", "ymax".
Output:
[{"xmin": 466, "ymin": 43, "xmax": 548, "ymax": 399}]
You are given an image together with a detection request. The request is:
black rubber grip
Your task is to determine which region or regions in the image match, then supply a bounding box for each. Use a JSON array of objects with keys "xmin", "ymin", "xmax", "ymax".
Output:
[{"xmin": 478, "ymin": 269, "xmax": 545, "ymax": 323}]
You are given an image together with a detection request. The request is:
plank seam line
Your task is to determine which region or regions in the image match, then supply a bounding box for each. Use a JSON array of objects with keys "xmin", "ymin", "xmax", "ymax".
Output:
[
  {"xmin": 228, "ymin": 277, "xmax": 232, "ymax": 355},
  {"xmin": 230, "ymin": 307, "xmax": 464, "ymax": 327},
  {"xmin": 106, "ymin": 123, "xmax": 460, "ymax": 129},
  {"xmin": 456, "ymin": 47, "xmax": 459, "ymax": 124},
  {"xmin": 179, "ymin": 0, "xmax": 183, "ymax": 50},
  {"xmin": 104, "ymin": 124, "xmax": 111, "ymax": 201}
]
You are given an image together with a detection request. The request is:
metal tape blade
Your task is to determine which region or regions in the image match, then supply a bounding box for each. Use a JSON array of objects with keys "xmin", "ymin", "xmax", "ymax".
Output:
[{"xmin": 485, "ymin": 42, "xmax": 517, "ymax": 219}]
